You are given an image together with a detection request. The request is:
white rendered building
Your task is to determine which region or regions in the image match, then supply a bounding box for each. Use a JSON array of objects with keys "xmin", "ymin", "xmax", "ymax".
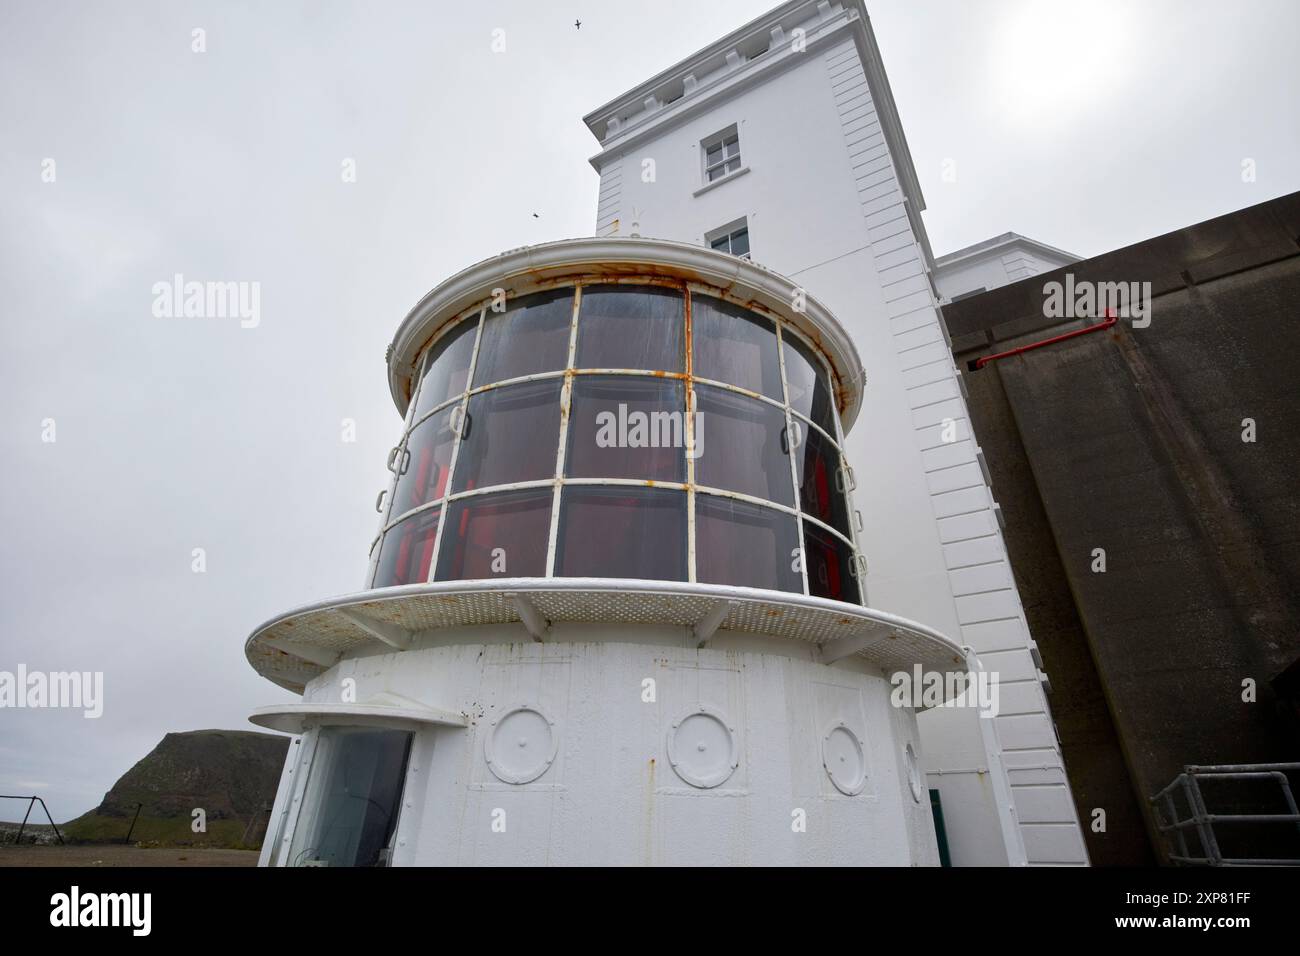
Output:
[
  {"xmin": 580, "ymin": 0, "xmax": 1088, "ymax": 865},
  {"xmin": 247, "ymin": 238, "xmax": 969, "ymax": 866},
  {"xmin": 934, "ymin": 233, "xmax": 1080, "ymax": 303}
]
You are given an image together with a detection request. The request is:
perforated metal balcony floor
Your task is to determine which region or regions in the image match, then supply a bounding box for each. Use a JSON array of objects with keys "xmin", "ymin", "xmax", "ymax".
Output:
[{"xmin": 245, "ymin": 578, "xmax": 967, "ymax": 695}]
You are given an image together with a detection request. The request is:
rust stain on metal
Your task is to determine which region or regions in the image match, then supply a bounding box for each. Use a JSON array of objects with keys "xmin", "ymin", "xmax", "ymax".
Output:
[
  {"xmin": 569, "ymin": 367, "xmax": 688, "ymax": 379},
  {"xmin": 684, "ymin": 286, "xmax": 693, "ymax": 381},
  {"xmin": 401, "ymin": 268, "xmax": 856, "ymax": 422}
]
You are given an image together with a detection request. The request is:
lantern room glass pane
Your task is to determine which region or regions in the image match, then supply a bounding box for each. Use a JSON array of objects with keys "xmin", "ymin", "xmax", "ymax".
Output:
[
  {"xmin": 695, "ymin": 495, "xmax": 802, "ymax": 594},
  {"xmin": 691, "ymin": 295, "xmax": 782, "ymax": 399},
  {"xmin": 782, "ymin": 333, "xmax": 836, "ymax": 436},
  {"xmin": 575, "ymin": 285, "xmax": 684, "ymax": 372},
  {"xmin": 373, "ymin": 507, "xmax": 441, "ymax": 588},
  {"xmin": 692, "ymin": 385, "xmax": 793, "ymax": 506},
  {"xmin": 472, "ymin": 289, "xmax": 573, "ymax": 387},
  {"xmin": 390, "ymin": 405, "xmax": 456, "ymax": 518},
  {"xmin": 435, "ymin": 488, "xmax": 553, "ymax": 581},
  {"xmin": 565, "ymin": 376, "xmax": 686, "ymax": 483},
  {"xmin": 794, "ymin": 424, "xmax": 852, "ymax": 537},
  {"xmin": 803, "ymin": 521, "xmax": 860, "ymax": 605},
  {"xmin": 555, "ymin": 486, "xmax": 686, "ymax": 581},
  {"xmin": 413, "ymin": 317, "xmax": 477, "ymax": 418},
  {"xmin": 451, "ymin": 379, "xmax": 562, "ymax": 494}
]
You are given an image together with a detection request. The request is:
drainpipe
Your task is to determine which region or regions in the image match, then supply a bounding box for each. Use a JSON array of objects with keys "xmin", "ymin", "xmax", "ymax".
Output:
[{"xmin": 970, "ymin": 310, "xmax": 1117, "ymax": 371}]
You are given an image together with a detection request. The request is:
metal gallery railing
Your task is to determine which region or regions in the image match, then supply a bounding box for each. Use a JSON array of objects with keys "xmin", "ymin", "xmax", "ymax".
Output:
[
  {"xmin": 1150, "ymin": 763, "xmax": 1300, "ymax": 866},
  {"xmin": 0, "ymin": 794, "xmax": 65, "ymax": 846}
]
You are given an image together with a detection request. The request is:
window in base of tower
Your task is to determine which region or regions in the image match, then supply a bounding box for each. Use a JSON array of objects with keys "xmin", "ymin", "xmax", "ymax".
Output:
[
  {"xmin": 287, "ymin": 727, "xmax": 412, "ymax": 868},
  {"xmin": 554, "ymin": 486, "xmax": 686, "ymax": 581}
]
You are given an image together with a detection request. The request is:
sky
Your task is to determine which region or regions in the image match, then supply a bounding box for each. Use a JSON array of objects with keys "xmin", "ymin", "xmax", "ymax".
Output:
[{"xmin": 1, "ymin": 0, "xmax": 1296, "ymax": 823}]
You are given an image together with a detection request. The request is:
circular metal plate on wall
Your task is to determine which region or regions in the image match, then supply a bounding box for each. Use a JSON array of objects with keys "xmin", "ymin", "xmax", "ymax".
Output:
[
  {"xmin": 822, "ymin": 722, "xmax": 867, "ymax": 795},
  {"xmin": 905, "ymin": 742, "xmax": 923, "ymax": 803},
  {"xmin": 667, "ymin": 706, "xmax": 738, "ymax": 789},
  {"xmin": 485, "ymin": 706, "xmax": 556, "ymax": 785}
]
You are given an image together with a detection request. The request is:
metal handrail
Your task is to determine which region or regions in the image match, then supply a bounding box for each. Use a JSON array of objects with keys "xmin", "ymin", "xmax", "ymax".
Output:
[
  {"xmin": 0, "ymin": 794, "xmax": 65, "ymax": 845},
  {"xmin": 972, "ymin": 310, "xmax": 1118, "ymax": 370},
  {"xmin": 1150, "ymin": 763, "xmax": 1300, "ymax": 866}
]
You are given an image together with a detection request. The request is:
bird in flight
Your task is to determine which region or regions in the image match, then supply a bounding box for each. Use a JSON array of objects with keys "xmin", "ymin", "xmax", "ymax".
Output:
[{"xmin": 575, "ymin": 19, "xmax": 581, "ymax": 30}]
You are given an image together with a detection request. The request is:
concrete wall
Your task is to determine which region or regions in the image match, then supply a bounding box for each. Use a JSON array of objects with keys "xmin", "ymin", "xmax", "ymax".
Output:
[{"xmin": 944, "ymin": 192, "xmax": 1300, "ymax": 864}]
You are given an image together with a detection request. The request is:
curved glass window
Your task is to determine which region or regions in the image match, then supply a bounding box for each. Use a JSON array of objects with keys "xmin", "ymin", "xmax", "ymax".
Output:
[
  {"xmin": 804, "ymin": 520, "xmax": 860, "ymax": 605},
  {"xmin": 373, "ymin": 507, "xmax": 440, "ymax": 589},
  {"xmin": 473, "ymin": 290, "xmax": 572, "ymax": 387},
  {"xmin": 794, "ymin": 425, "xmax": 852, "ymax": 538},
  {"xmin": 783, "ymin": 332, "xmax": 837, "ymax": 436},
  {"xmin": 576, "ymin": 285, "xmax": 684, "ymax": 372},
  {"xmin": 693, "ymin": 385, "xmax": 793, "ymax": 506},
  {"xmin": 436, "ymin": 488, "xmax": 552, "ymax": 581},
  {"xmin": 555, "ymin": 486, "xmax": 686, "ymax": 581},
  {"xmin": 390, "ymin": 406, "xmax": 456, "ymax": 518},
  {"xmin": 413, "ymin": 319, "xmax": 476, "ymax": 419},
  {"xmin": 451, "ymin": 379, "xmax": 562, "ymax": 494},
  {"xmin": 692, "ymin": 294, "xmax": 782, "ymax": 399},
  {"xmin": 372, "ymin": 278, "xmax": 863, "ymax": 604},
  {"xmin": 696, "ymin": 495, "xmax": 802, "ymax": 593},
  {"xmin": 566, "ymin": 376, "xmax": 685, "ymax": 482}
]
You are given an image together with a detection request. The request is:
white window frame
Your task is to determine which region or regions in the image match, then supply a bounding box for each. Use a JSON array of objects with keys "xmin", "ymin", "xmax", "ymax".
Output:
[
  {"xmin": 705, "ymin": 218, "xmax": 751, "ymax": 260},
  {"xmin": 701, "ymin": 125, "xmax": 743, "ymax": 185},
  {"xmin": 279, "ymin": 723, "xmax": 416, "ymax": 868}
]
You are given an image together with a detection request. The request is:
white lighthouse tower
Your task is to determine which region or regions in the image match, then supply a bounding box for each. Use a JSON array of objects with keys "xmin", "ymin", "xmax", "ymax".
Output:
[
  {"xmin": 578, "ymin": 0, "xmax": 1089, "ymax": 865},
  {"xmin": 246, "ymin": 236, "xmax": 970, "ymax": 866}
]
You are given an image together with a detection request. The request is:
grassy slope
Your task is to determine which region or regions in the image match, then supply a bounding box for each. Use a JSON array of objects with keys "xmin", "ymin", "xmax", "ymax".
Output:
[{"xmin": 58, "ymin": 728, "xmax": 289, "ymax": 848}]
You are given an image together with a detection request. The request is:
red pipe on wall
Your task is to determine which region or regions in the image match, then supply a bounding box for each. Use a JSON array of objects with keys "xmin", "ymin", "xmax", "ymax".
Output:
[{"xmin": 973, "ymin": 309, "xmax": 1118, "ymax": 370}]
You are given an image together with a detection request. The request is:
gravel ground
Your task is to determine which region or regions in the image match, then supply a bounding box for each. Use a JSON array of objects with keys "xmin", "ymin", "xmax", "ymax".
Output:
[{"xmin": 0, "ymin": 844, "xmax": 259, "ymax": 867}]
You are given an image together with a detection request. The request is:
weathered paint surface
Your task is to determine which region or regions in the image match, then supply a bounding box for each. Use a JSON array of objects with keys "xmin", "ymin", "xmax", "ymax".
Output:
[{"xmin": 269, "ymin": 626, "xmax": 940, "ymax": 867}]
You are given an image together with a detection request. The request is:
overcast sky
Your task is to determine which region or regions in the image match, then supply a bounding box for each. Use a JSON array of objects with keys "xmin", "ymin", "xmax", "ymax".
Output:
[{"xmin": 2, "ymin": 0, "xmax": 1296, "ymax": 823}]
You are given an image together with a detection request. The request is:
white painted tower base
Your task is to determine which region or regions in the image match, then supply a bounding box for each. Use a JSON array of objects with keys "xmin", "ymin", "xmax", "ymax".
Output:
[
  {"xmin": 258, "ymin": 631, "xmax": 943, "ymax": 866},
  {"xmin": 250, "ymin": 580, "xmax": 963, "ymax": 866}
]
